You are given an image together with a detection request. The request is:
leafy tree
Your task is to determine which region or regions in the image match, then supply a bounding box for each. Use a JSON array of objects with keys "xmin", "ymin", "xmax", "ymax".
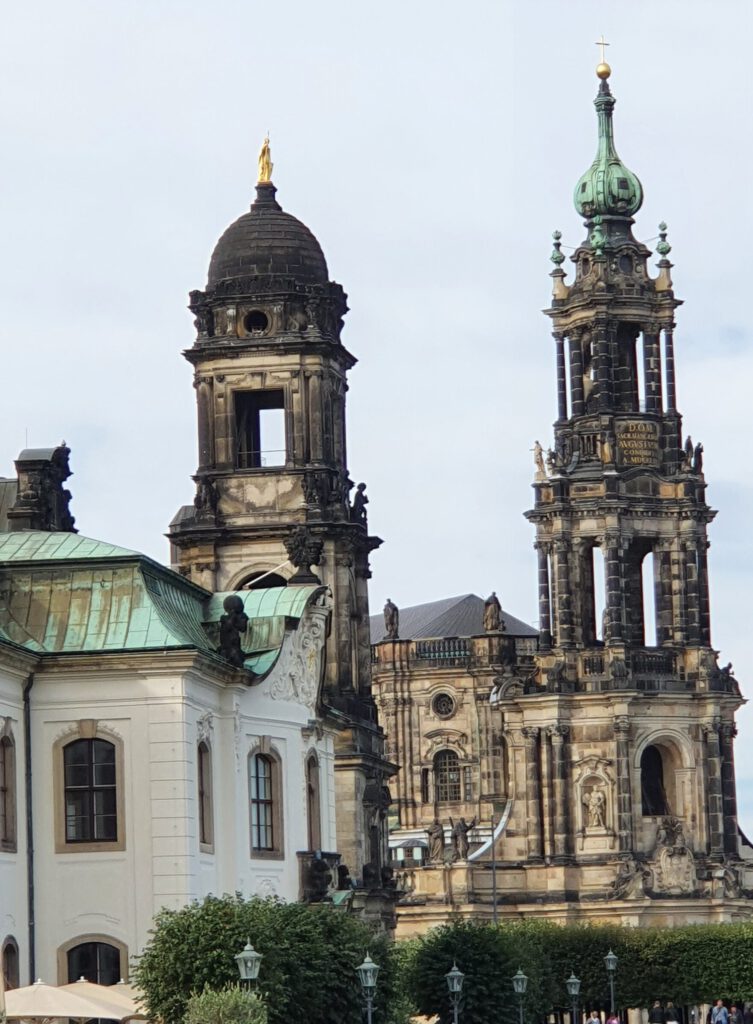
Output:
[
  {"xmin": 133, "ymin": 894, "xmax": 391, "ymax": 1024},
  {"xmin": 185, "ymin": 985, "xmax": 268, "ymax": 1024}
]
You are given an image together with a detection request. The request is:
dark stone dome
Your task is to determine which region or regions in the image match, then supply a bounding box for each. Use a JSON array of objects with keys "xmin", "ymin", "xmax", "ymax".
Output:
[{"xmin": 207, "ymin": 183, "xmax": 329, "ymax": 288}]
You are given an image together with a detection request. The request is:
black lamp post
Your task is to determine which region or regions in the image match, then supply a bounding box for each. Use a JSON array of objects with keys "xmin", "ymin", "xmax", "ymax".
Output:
[
  {"xmin": 512, "ymin": 968, "xmax": 528, "ymax": 1024},
  {"xmin": 604, "ymin": 950, "xmax": 618, "ymax": 1015},
  {"xmin": 235, "ymin": 939, "xmax": 263, "ymax": 990},
  {"xmin": 566, "ymin": 973, "xmax": 581, "ymax": 1024},
  {"xmin": 356, "ymin": 952, "xmax": 380, "ymax": 1024},
  {"xmin": 445, "ymin": 963, "xmax": 465, "ymax": 1024}
]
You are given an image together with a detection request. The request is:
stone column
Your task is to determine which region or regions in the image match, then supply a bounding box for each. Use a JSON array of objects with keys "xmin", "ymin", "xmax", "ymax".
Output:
[
  {"xmin": 555, "ymin": 334, "xmax": 568, "ymax": 421},
  {"xmin": 308, "ymin": 371, "xmax": 324, "ymax": 462},
  {"xmin": 642, "ymin": 327, "xmax": 663, "ymax": 413},
  {"xmin": 654, "ymin": 543, "xmax": 673, "ymax": 646},
  {"xmin": 664, "ymin": 326, "xmax": 677, "ymax": 412},
  {"xmin": 604, "ymin": 534, "xmax": 624, "ymax": 644},
  {"xmin": 553, "ymin": 540, "xmax": 574, "ymax": 647},
  {"xmin": 522, "ymin": 727, "xmax": 543, "ymax": 861},
  {"xmin": 536, "ymin": 542, "xmax": 552, "ymax": 651},
  {"xmin": 670, "ymin": 539, "xmax": 687, "ymax": 645},
  {"xmin": 540, "ymin": 729, "xmax": 554, "ymax": 860},
  {"xmin": 720, "ymin": 723, "xmax": 739, "ymax": 858},
  {"xmin": 704, "ymin": 722, "xmax": 725, "ymax": 858},
  {"xmin": 614, "ymin": 716, "xmax": 633, "ymax": 852},
  {"xmin": 569, "ymin": 334, "xmax": 585, "ymax": 417},
  {"xmin": 698, "ymin": 539, "xmax": 712, "ymax": 646},
  {"xmin": 684, "ymin": 540, "xmax": 701, "ymax": 645},
  {"xmin": 595, "ymin": 320, "xmax": 611, "ymax": 411},
  {"xmin": 549, "ymin": 725, "xmax": 570, "ymax": 860}
]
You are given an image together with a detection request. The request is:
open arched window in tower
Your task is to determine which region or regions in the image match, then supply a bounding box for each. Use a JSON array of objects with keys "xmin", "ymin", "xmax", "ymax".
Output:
[
  {"xmin": 434, "ymin": 750, "xmax": 461, "ymax": 803},
  {"xmin": 641, "ymin": 550, "xmax": 657, "ymax": 647},
  {"xmin": 238, "ymin": 570, "xmax": 287, "ymax": 590},
  {"xmin": 641, "ymin": 744, "xmax": 670, "ymax": 816},
  {"xmin": 234, "ymin": 389, "xmax": 286, "ymax": 468}
]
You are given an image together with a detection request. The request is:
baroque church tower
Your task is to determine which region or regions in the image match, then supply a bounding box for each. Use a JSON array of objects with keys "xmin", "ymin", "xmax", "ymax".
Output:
[
  {"xmin": 520, "ymin": 57, "xmax": 744, "ymax": 893},
  {"xmin": 168, "ymin": 144, "xmax": 395, "ymax": 895}
]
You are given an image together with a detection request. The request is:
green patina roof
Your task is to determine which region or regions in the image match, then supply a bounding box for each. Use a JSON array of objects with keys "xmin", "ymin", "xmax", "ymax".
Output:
[
  {"xmin": 574, "ymin": 75, "xmax": 643, "ymax": 222},
  {"xmin": 0, "ymin": 531, "xmax": 322, "ymax": 674}
]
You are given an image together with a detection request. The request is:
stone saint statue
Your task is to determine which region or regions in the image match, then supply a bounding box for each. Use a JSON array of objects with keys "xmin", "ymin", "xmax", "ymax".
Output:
[
  {"xmin": 693, "ymin": 442, "xmax": 704, "ymax": 474},
  {"xmin": 426, "ymin": 819, "xmax": 445, "ymax": 863},
  {"xmin": 450, "ymin": 816, "xmax": 476, "ymax": 861},
  {"xmin": 219, "ymin": 594, "xmax": 249, "ymax": 668},
  {"xmin": 383, "ymin": 599, "xmax": 399, "ymax": 640},
  {"xmin": 483, "ymin": 592, "xmax": 503, "ymax": 633},
  {"xmin": 533, "ymin": 440, "xmax": 546, "ymax": 479},
  {"xmin": 546, "ymin": 448, "xmax": 557, "ymax": 476},
  {"xmin": 587, "ymin": 788, "xmax": 606, "ymax": 829},
  {"xmin": 257, "ymin": 136, "xmax": 273, "ymax": 183},
  {"xmin": 350, "ymin": 482, "xmax": 368, "ymax": 524}
]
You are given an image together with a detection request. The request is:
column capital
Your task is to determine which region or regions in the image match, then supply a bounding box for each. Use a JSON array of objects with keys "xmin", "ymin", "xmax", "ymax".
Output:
[
  {"xmin": 613, "ymin": 715, "xmax": 630, "ymax": 737},
  {"xmin": 722, "ymin": 722, "xmax": 738, "ymax": 742},
  {"xmin": 547, "ymin": 724, "xmax": 569, "ymax": 743},
  {"xmin": 522, "ymin": 726, "xmax": 540, "ymax": 744},
  {"xmin": 703, "ymin": 720, "xmax": 722, "ymax": 742}
]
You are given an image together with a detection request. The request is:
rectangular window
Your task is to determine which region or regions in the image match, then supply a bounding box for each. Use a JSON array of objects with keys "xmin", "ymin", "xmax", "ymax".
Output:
[
  {"xmin": 198, "ymin": 743, "xmax": 213, "ymax": 849},
  {"xmin": 250, "ymin": 754, "xmax": 275, "ymax": 850},
  {"xmin": 64, "ymin": 739, "xmax": 117, "ymax": 843},
  {"xmin": 0, "ymin": 737, "xmax": 15, "ymax": 849},
  {"xmin": 234, "ymin": 390, "xmax": 286, "ymax": 469}
]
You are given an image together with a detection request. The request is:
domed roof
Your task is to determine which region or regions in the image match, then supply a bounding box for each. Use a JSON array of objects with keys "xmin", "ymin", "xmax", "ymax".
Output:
[
  {"xmin": 207, "ymin": 183, "xmax": 329, "ymax": 288},
  {"xmin": 574, "ymin": 74, "xmax": 643, "ymax": 221}
]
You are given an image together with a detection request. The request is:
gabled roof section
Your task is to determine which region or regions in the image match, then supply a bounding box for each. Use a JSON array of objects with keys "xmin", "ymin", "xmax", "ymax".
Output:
[
  {"xmin": 369, "ymin": 593, "xmax": 537, "ymax": 643},
  {"xmin": 0, "ymin": 531, "xmax": 140, "ymax": 563}
]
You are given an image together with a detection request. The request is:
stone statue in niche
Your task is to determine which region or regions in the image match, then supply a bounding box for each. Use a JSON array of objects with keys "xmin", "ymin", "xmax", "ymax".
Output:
[
  {"xmin": 586, "ymin": 788, "xmax": 606, "ymax": 829},
  {"xmin": 693, "ymin": 442, "xmax": 704, "ymax": 474},
  {"xmin": 383, "ymin": 599, "xmax": 399, "ymax": 640},
  {"xmin": 449, "ymin": 816, "xmax": 476, "ymax": 861},
  {"xmin": 483, "ymin": 592, "xmax": 503, "ymax": 633},
  {"xmin": 218, "ymin": 594, "xmax": 249, "ymax": 667},
  {"xmin": 426, "ymin": 819, "xmax": 446, "ymax": 863},
  {"xmin": 350, "ymin": 482, "xmax": 369, "ymax": 524}
]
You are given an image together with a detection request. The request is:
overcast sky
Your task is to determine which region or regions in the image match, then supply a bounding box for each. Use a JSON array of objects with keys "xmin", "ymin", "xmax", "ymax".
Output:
[{"xmin": 3, "ymin": 0, "xmax": 753, "ymax": 821}]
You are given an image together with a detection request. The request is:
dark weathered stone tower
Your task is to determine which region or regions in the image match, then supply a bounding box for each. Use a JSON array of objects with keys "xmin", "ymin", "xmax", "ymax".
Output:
[
  {"xmin": 168, "ymin": 144, "xmax": 395, "ymax": 898},
  {"xmin": 511, "ymin": 59, "xmax": 746, "ymax": 908}
]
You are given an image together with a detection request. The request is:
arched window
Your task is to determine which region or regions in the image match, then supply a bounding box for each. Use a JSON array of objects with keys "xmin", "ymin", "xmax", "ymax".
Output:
[
  {"xmin": 434, "ymin": 750, "xmax": 461, "ymax": 803},
  {"xmin": 198, "ymin": 742, "xmax": 213, "ymax": 850},
  {"xmin": 641, "ymin": 745, "xmax": 670, "ymax": 816},
  {"xmin": 65, "ymin": 939, "xmax": 122, "ymax": 984},
  {"xmin": 249, "ymin": 750, "xmax": 283, "ymax": 857},
  {"xmin": 306, "ymin": 753, "xmax": 321, "ymax": 851},
  {"xmin": 63, "ymin": 739, "xmax": 117, "ymax": 843},
  {"xmin": 2, "ymin": 936, "xmax": 20, "ymax": 990},
  {"xmin": 238, "ymin": 571, "xmax": 287, "ymax": 590},
  {"xmin": 0, "ymin": 732, "xmax": 16, "ymax": 851}
]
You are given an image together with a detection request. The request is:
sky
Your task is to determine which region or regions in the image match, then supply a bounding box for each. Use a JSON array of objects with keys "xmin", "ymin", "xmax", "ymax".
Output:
[{"xmin": 2, "ymin": 0, "xmax": 753, "ymax": 819}]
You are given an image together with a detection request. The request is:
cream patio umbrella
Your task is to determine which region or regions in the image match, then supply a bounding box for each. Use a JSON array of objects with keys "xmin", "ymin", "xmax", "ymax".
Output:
[
  {"xmin": 4, "ymin": 979, "xmax": 133, "ymax": 1020},
  {"xmin": 61, "ymin": 979, "xmax": 145, "ymax": 1019}
]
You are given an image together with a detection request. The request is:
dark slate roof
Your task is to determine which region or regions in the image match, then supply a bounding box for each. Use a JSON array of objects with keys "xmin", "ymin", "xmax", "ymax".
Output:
[
  {"xmin": 370, "ymin": 593, "xmax": 537, "ymax": 643},
  {"xmin": 0, "ymin": 479, "xmax": 18, "ymax": 532},
  {"xmin": 208, "ymin": 183, "xmax": 329, "ymax": 287}
]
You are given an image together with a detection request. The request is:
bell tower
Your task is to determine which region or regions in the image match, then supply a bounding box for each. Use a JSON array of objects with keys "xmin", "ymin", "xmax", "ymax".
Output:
[
  {"xmin": 169, "ymin": 142, "xmax": 394, "ymax": 893},
  {"xmin": 516, "ymin": 56, "xmax": 745, "ymax": 894}
]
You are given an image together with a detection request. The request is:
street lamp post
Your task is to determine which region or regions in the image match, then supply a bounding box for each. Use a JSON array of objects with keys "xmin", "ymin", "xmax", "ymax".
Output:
[
  {"xmin": 445, "ymin": 963, "xmax": 465, "ymax": 1024},
  {"xmin": 604, "ymin": 950, "xmax": 618, "ymax": 1016},
  {"xmin": 356, "ymin": 952, "xmax": 380, "ymax": 1024},
  {"xmin": 512, "ymin": 968, "xmax": 528, "ymax": 1024},
  {"xmin": 235, "ymin": 939, "xmax": 263, "ymax": 990},
  {"xmin": 566, "ymin": 973, "xmax": 581, "ymax": 1024}
]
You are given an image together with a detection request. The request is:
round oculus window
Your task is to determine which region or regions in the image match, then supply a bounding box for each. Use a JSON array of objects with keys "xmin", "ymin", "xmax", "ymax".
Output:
[
  {"xmin": 243, "ymin": 309, "xmax": 269, "ymax": 334},
  {"xmin": 432, "ymin": 693, "xmax": 456, "ymax": 718}
]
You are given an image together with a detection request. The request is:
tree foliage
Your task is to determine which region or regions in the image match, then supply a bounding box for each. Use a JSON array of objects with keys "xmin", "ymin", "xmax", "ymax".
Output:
[
  {"xmin": 133, "ymin": 895, "xmax": 392, "ymax": 1024},
  {"xmin": 185, "ymin": 986, "xmax": 268, "ymax": 1024}
]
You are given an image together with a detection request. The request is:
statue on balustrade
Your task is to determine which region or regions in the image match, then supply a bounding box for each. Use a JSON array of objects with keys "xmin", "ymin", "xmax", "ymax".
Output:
[
  {"xmin": 426, "ymin": 819, "xmax": 446, "ymax": 863},
  {"xmin": 383, "ymin": 598, "xmax": 399, "ymax": 639},
  {"xmin": 450, "ymin": 815, "xmax": 476, "ymax": 861},
  {"xmin": 483, "ymin": 592, "xmax": 504, "ymax": 633}
]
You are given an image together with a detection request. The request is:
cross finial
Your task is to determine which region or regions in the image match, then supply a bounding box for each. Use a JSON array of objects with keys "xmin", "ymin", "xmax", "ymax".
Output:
[{"xmin": 595, "ymin": 35, "xmax": 610, "ymax": 63}]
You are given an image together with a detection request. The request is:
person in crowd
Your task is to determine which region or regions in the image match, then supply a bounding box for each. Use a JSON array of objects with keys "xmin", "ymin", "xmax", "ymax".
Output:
[
  {"xmin": 607, "ymin": 1013, "xmax": 619, "ymax": 1024},
  {"xmin": 742, "ymin": 1004, "xmax": 753, "ymax": 1024},
  {"xmin": 729, "ymin": 1006, "xmax": 741, "ymax": 1024},
  {"xmin": 712, "ymin": 1001, "xmax": 729, "ymax": 1024},
  {"xmin": 650, "ymin": 1003, "xmax": 665, "ymax": 1024},
  {"xmin": 665, "ymin": 1001, "xmax": 680, "ymax": 1024}
]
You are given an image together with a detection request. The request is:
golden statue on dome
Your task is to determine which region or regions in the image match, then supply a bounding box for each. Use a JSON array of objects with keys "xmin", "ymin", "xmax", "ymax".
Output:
[{"xmin": 257, "ymin": 136, "xmax": 273, "ymax": 184}]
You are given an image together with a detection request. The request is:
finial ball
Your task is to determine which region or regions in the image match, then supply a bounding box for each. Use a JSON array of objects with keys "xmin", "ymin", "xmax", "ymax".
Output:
[{"xmin": 596, "ymin": 61, "xmax": 612, "ymax": 80}]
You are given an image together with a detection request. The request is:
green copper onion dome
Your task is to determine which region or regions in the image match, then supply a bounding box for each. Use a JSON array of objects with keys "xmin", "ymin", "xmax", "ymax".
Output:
[{"xmin": 574, "ymin": 69, "xmax": 643, "ymax": 221}]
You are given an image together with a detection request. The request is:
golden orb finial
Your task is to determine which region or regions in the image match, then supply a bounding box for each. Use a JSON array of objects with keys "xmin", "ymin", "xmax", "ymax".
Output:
[
  {"xmin": 595, "ymin": 35, "xmax": 611, "ymax": 79},
  {"xmin": 257, "ymin": 135, "xmax": 273, "ymax": 184}
]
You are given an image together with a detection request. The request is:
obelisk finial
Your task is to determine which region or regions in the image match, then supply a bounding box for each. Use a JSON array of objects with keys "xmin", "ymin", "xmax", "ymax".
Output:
[{"xmin": 257, "ymin": 135, "xmax": 273, "ymax": 184}]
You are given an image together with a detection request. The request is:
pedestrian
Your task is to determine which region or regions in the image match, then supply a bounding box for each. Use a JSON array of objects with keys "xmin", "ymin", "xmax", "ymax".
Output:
[
  {"xmin": 729, "ymin": 1006, "xmax": 741, "ymax": 1024},
  {"xmin": 588, "ymin": 1013, "xmax": 601, "ymax": 1024},
  {"xmin": 607, "ymin": 1013, "xmax": 619, "ymax": 1024},
  {"xmin": 666, "ymin": 1002, "xmax": 680, "ymax": 1024},
  {"xmin": 712, "ymin": 1002, "xmax": 729, "ymax": 1024},
  {"xmin": 742, "ymin": 1004, "xmax": 753, "ymax": 1024},
  {"xmin": 650, "ymin": 1003, "xmax": 665, "ymax": 1024}
]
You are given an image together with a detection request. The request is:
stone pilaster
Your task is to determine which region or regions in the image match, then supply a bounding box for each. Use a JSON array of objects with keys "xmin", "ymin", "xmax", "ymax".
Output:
[
  {"xmin": 614, "ymin": 716, "xmax": 633, "ymax": 852},
  {"xmin": 642, "ymin": 327, "xmax": 663, "ymax": 413},
  {"xmin": 522, "ymin": 727, "xmax": 543, "ymax": 861},
  {"xmin": 664, "ymin": 326, "xmax": 677, "ymax": 411},
  {"xmin": 548, "ymin": 725, "xmax": 569, "ymax": 860},
  {"xmin": 684, "ymin": 540, "xmax": 701, "ymax": 645},
  {"xmin": 604, "ymin": 534, "xmax": 624, "ymax": 644},
  {"xmin": 698, "ymin": 539, "xmax": 712, "ymax": 646},
  {"xmin": 555, "ymin": 334, "xmax": 567, "ymax": 420},
  {"xmin": 569, "ymin": 333, "xmax": 584, "ymax": 416},
  {"xmin": 536, "ymin": 542, "xmax": 552, "ymax": 650},
  {"xmin": 553, "ymin": 540, "xmax": 574, "ymax": 647},
  {"xmin": 720, "ymin": 723, "xmax": 739, "ymax": 858},
  {"xmin": 655, "ymin": 542, "xmax": 673, "ymax": 647}
]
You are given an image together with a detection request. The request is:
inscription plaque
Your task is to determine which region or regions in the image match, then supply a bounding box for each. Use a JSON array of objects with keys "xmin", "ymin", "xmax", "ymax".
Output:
[{"xmin": 616, "ymin": 420, "xmax": 660, "ymax": 467}]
